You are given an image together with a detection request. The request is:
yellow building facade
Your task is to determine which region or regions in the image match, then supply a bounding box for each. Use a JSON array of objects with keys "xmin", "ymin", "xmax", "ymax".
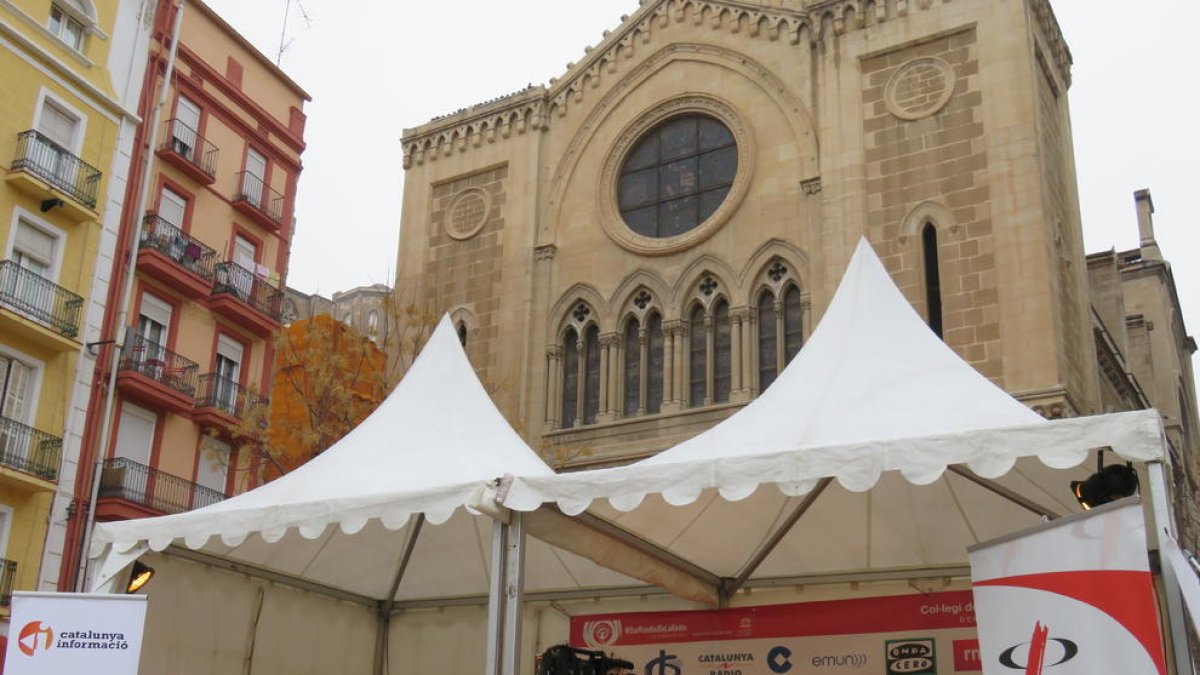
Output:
[{"xmin": 0, "ymin": 0, "xmax": 150, "ymax": 621}]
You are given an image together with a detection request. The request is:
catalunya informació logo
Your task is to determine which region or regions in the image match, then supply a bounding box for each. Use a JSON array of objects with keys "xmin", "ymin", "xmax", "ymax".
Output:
[{"xmin": 17, "ymin": 621, "xmax": 54, "ymax": 657}]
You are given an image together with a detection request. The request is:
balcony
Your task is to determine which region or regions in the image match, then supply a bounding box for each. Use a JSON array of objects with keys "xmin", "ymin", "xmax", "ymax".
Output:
[
  {"xmin": 156, "ymin": 119, "xmax": 218, "ymax": 185},
  {"xmin": 0, "ymin": 260, "xmax": 82, "ymax": 350},
  {"xmin": 5, "ymin": 130, "xmax": 101, "ymax": 221},
  {"xmin": 0, "ymin": 559, "xmax": 14, "ymax": 607},
  {"xmin": 210, "ymin": 262, "xmax": 282, "ymax": 337},
  {"xmin": 232, "ymin": 171, "xmax": 285, "ymax": 231},
  {"xmin": 97, "ymin": 457, "xmax": 225, "ymax": 521},
  {"xmin": 194, "ymin": 373, "xmax": 267, "ymax": 430},
  {"xmin": 0, "ymin": 415, "xmax": 61, "ymax": 483},
  {"xmin": 137, "ymin": 214, "xmax": 218, "ymax": 299},
  {"xmin": 116, "ymin": 332, "xmax": 200, "ymax": 415}
]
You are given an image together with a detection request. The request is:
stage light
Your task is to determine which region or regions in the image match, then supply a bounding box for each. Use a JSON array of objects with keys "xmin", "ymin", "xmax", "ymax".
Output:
[
  {"xmin": 126, "ymin": 561, "xmax": 155, "ymax": 593},
  {"xmin": 1070, "ymin": 463, "xmax": 1139, "ymax": 510}
]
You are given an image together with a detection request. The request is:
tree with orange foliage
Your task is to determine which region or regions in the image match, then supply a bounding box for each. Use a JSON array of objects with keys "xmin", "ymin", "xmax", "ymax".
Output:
[{"xmin": 236, "ymin": 314, "xmax": 388, "ymax": 481}]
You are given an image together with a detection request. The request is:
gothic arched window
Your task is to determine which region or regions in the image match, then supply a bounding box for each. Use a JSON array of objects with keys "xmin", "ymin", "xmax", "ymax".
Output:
[
  {"xmin": 713, "ymin": 300, "xmax": 732, "ymax": 404},
  {"xmin": 560, "ymin": 327, "xmax": 579, "ymax": 428},
  {"xmin": 622, "ymin": 312, "xmax": 665, "ymax": 417},
  {"xmin": 922, "ymin": 223, "xmax": 943, "ymax": 338},
  {"xmin": 688, "ymin": 304, "xmax": 706, "ymax": 407},
  {"xmin": 757, "ymin": 284, "xmax": 804, "ymax": 392}
]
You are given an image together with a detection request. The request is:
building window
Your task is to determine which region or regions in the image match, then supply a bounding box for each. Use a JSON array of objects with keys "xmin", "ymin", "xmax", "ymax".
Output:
[
  {"xmin": 171, "ymin": 96, "xmax": 202, "ymax": 161},
  {"xmin": 621, "ymin": 312, "xmax": 665, "ymax": 417},
  {"xmin": 559, "ymin": 311, "xmax": 601, "ymax": 429},
  {"xmin": 11, "ymin": 219, "xmax": 58, "ymax": 281},
  {"xmin": 197, "ymin": 436, "xmax": 231, "ymax": 497},
  {"xmin": 214, "ymin": 335, "xmax": 243, "ymax": 415},
  {"xmin": 368, "ymin": 311, "xmax": 380, "ymax": 337},
  {"xmin": 757, "ymin": 284, "xmax": 804, "ymax": 391},
  {"xmin": 49, "ymin": 4, "xmax": 86, "ymax": 51},
  {"xmin": 688, "ymin": 305, "xmax": 706, "ymax": 407},
  {"xmin": 113, "ymin": 403, "xmax": 156, "ymax": 467},
  {"xmin": 0, "ymin": 354, "xmax": 36, "ymax": 425},
  {"xmin": 922, "ymin": 223, "xmax": 943, "ymax": 338},
  {"xmin": 618, "ymin": 114, "xmax": 737, "ymax": 238}
]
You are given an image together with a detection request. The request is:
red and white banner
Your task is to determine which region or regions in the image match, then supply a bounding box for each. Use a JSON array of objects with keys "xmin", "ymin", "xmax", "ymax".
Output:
[
  {"xmin": 572, "ymin": 590, "xmax": 983, "ymax": 674},
  {"xmin": 969, "ymin": 499, "xmax": 1166, "ymax": 675},
  {"xmin": 2, "ymin": 592, "xmax": 147, "ymax": 675}
]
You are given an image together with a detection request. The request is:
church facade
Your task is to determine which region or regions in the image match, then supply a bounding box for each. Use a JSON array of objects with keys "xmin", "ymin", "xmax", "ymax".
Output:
[{"xmin": 395, "ymin": 0, "xmax": 1196, "ymax": 540}]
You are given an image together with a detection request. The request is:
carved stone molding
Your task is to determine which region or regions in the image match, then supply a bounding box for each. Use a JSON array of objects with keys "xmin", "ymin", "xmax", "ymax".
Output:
[
  {"xmin": 885, "ymin": 57, "xmax": 955, "ymax": 121},
  {"xmin": 801, "ymin": 178, "xmax": 822, "ymax": 196},
  {"xmin": 444, "ymin": 187, "xmax": 490, "ymax": 240},
  {"xmin": 535, "ymin": 244, "xmax": 557, "ymax": 261}
]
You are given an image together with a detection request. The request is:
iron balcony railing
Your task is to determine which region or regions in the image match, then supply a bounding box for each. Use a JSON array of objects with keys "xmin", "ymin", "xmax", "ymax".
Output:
[
  {"xmin": 140, "ymin": 213, "xmax": 218, "ymax": 281},
  {"xmin": 98, "ymin": 457, "xmax": 225, "ymax": 515},
  {"xmin": 160, "ymin": 119, "xmax": 218, "ymax": 178},
  {"xmin": 196, "ymin": 373, "xmax": 267, "ymax": 419},
  {"xmin": 212, "ymin": 261, "xmax": 283, "ymax": 321},
  {"xmin": 233, "ymin": 171, "xmax": 284, "ymax": 224},
  {"xmin": 0, "ymin": 414, "xmax": 61, "ymax": 481},
  {"xmin": 119, "ymin": 332, "xmax": 200, "ymax": 398},
  {"xmin": 12, "ymin": 129, "xmax": 102, "ymax": 208},
  {"xmin": 0, "ymin": 260, "xmax": 84, "ymax": 337},
  {"xmin": 0, "ymin": 559, "xmax": 15, "ymax": 607}
]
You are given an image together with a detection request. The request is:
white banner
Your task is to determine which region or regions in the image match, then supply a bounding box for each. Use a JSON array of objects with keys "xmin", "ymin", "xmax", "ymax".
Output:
[
  {"xmin": 968, "ymin": 499, "xmax": 1165, "ymax": 675},
  {"xmin": 3, "ymin": 592, "xmax": 147, "ymax": 675}
]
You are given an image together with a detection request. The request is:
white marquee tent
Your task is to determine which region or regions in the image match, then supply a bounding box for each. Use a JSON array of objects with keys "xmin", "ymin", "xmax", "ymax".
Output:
[
  {"xmin": 87, "ymin": 316, "xmax": 667, "ymax": 674},
  {"xmin": 88, "ymin": 240, "xmax": 1189, "ymax": 675}
]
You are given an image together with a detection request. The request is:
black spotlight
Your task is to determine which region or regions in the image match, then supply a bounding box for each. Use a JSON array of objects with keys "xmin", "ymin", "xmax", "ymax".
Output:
[
  {"xmin": 1071, "ymin": 463, "xmax": 1139, "ymax": 510},
  {"xmin": 126, "ymin": 561, "xmax": 155, "ymax": 594}
]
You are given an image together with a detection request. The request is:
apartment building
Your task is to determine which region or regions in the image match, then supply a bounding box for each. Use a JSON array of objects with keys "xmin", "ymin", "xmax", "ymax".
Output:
[
  {"xmin": 50, "ymin": 0, "xmax": 309, "ymax": 590},
  {"xmin": 0, "ymin": 0, "xmax": 150, "ymax": 625}
]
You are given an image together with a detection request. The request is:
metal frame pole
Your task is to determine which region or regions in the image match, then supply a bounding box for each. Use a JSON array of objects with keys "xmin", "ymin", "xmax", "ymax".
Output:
[
  {"xmin": 501, "ymin": 512, "xmax": 526, "ymax": 675},
  {"xmin": 484, "ymin": 519, "xmax": 507, "ymax": 675},
  {"xmin": 1148, "ymin": 461, "xmax": 1195, "ymax": 675}
]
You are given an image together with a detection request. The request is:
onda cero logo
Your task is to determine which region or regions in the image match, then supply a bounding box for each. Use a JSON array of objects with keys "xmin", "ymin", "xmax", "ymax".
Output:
[
  {"xmin": 17, "ymin": 621, "xmax": 54, "ymax": 657},
  {"xmin": 582, "ymin": 620, "xmax": 621, "ymax": 647},
  {"xmin": 885, "ymin": 638, "xmax": 937, "ymax": 675},
  {"xmin": 998, "ymin": 622, "xmax": 1078, "ymax": 674}
]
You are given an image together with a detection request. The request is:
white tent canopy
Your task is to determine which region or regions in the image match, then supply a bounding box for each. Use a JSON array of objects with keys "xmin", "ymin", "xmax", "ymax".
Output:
[
  {"xmin": 502, "ymin": 238, "xmax": 1166, "ymax": 601},
  {"xmin": 88, "ymin": 315, "xmax": 643, "ymax": 603}
]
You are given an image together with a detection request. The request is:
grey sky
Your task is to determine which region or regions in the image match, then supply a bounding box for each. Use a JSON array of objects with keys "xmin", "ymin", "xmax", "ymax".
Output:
[{"xmin": 204, "ymin": 0, "xmax": 1199, "ymax": 346}]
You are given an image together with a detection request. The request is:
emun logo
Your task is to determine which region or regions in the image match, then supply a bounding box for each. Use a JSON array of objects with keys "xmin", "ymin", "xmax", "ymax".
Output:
[{"xmin": 17, "ymin": 621, "xmax": 54, "ymax": 657}]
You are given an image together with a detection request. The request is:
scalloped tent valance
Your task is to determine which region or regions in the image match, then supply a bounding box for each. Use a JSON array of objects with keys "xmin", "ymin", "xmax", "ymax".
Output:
[
  {"xmin": 88, "ymin": 315, "xmax": 644, "ymax": 602},
  {"xmin": 500, "ymin": 238, "xmax": 1165, "ymax": 601}
]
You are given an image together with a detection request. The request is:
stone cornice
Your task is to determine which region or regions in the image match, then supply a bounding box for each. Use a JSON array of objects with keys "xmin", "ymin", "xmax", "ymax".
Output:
[
  {"xmin": 402, "ymin": 86, "xmax": 549, "ymax": 168},
  {"xmin": 401, "ymin": 0, "xmax": 1074, "ymax": 167}
]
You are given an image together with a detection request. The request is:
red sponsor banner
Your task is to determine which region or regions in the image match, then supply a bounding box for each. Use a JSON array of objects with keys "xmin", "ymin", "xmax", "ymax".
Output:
[
  {"xmin": 571, "ymin": 590, "xmax": 976, "ymax": 647},
  {"xmin": 954, "ymin": 639, "xmax": 982, "ymax": 671},
  {"xmin": 571, "ymin": 591, "xmax": 981, "ymax": 674}
]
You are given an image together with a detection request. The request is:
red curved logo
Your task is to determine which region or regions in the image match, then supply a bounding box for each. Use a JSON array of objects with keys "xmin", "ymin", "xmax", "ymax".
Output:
[{"xmin": 17, "ymin": 621, "xmax": 54, "ymax": 657}]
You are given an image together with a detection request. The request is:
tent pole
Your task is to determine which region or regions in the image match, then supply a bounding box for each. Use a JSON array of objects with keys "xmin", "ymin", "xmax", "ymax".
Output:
[
  {"xmin": 484, "ymin": 520, "xmax": 507, "ymax": 675},
  {"xmin": 501, "ymin": 512, "xmax": 526, "ymax": 675},
  {"xmin": 377, "ymin": 514, "xmax": 424, "ymax": 675},
  {"xmin": 726, "ymin": 478, "xmax": 832, "ymax": 600},
  {"xmin": 1148, "ymin": 461, "xmax": 1196, "ymax": 675},
  {"xmin": 947, "ymin": 466, "xmax": 1061, "ymax": 518}
]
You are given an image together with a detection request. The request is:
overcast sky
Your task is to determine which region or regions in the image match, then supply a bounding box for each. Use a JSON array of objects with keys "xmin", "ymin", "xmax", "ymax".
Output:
[{"xmin": 203, "ymin": 0, "xmax": 1199, "ymax": 340}]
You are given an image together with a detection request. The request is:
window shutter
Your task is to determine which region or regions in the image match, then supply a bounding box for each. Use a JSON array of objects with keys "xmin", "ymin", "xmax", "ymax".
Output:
[
  {"xmin": 15, "ymin": 221, "xmax": 56, "ymax": 264},
  {"xmin": 37, "ymin": 102, "xmax": 77, "ymax": 149},
  {"xmin": 1, "ymin": 360, "xmax": 34, "ymax": 422}
]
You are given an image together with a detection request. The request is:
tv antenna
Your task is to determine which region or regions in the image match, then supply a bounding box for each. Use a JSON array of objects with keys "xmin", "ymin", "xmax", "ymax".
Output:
[{"xmin": 276, "ymin": 0, "xmax": 312, "ymax": 66}]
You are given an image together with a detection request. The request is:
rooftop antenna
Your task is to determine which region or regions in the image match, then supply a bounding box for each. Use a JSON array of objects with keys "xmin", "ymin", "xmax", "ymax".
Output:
[{"xmin": 276, "ymin": 0, "xmax": 312, "ymax": 66}]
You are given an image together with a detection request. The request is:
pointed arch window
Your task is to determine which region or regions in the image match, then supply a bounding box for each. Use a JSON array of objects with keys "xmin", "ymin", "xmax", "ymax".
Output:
[
  {"xmin": 922, "ymin": 223, "xmax": 943, "ymax": 338},
  {"xmin": 622, "ymin": 312, "xmax": 665, "ymax": 417},
  {"xmin": 757, "ymin": 284, "xmax": 804, "ymax": 392},
  {"xmin": 582, "ymin": 325, "xmax": 601, "ymax": 424},
  {"xmin": 688, "ymin": 305, "xmax": 706, "ymax": 407},
  {"xmin": 560, "ymin": 327, "xmax": 579, "ymax": 429},
  {"xmin": 713, "ymin": 300, "xmax": 732, "ymax": 404}
]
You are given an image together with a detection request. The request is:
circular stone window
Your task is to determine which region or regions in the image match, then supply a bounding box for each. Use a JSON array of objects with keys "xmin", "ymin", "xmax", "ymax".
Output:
[
  {"xmin": 598, "ymin": 96, "xmax": 753, "ymax": 256},
  {"xmin": 618, "ymin": 114, "xmax": 737, "ymax": 238},
  {"xmin": 445, "ymin": 187, "xmax": 490, "ymax": 240}
]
